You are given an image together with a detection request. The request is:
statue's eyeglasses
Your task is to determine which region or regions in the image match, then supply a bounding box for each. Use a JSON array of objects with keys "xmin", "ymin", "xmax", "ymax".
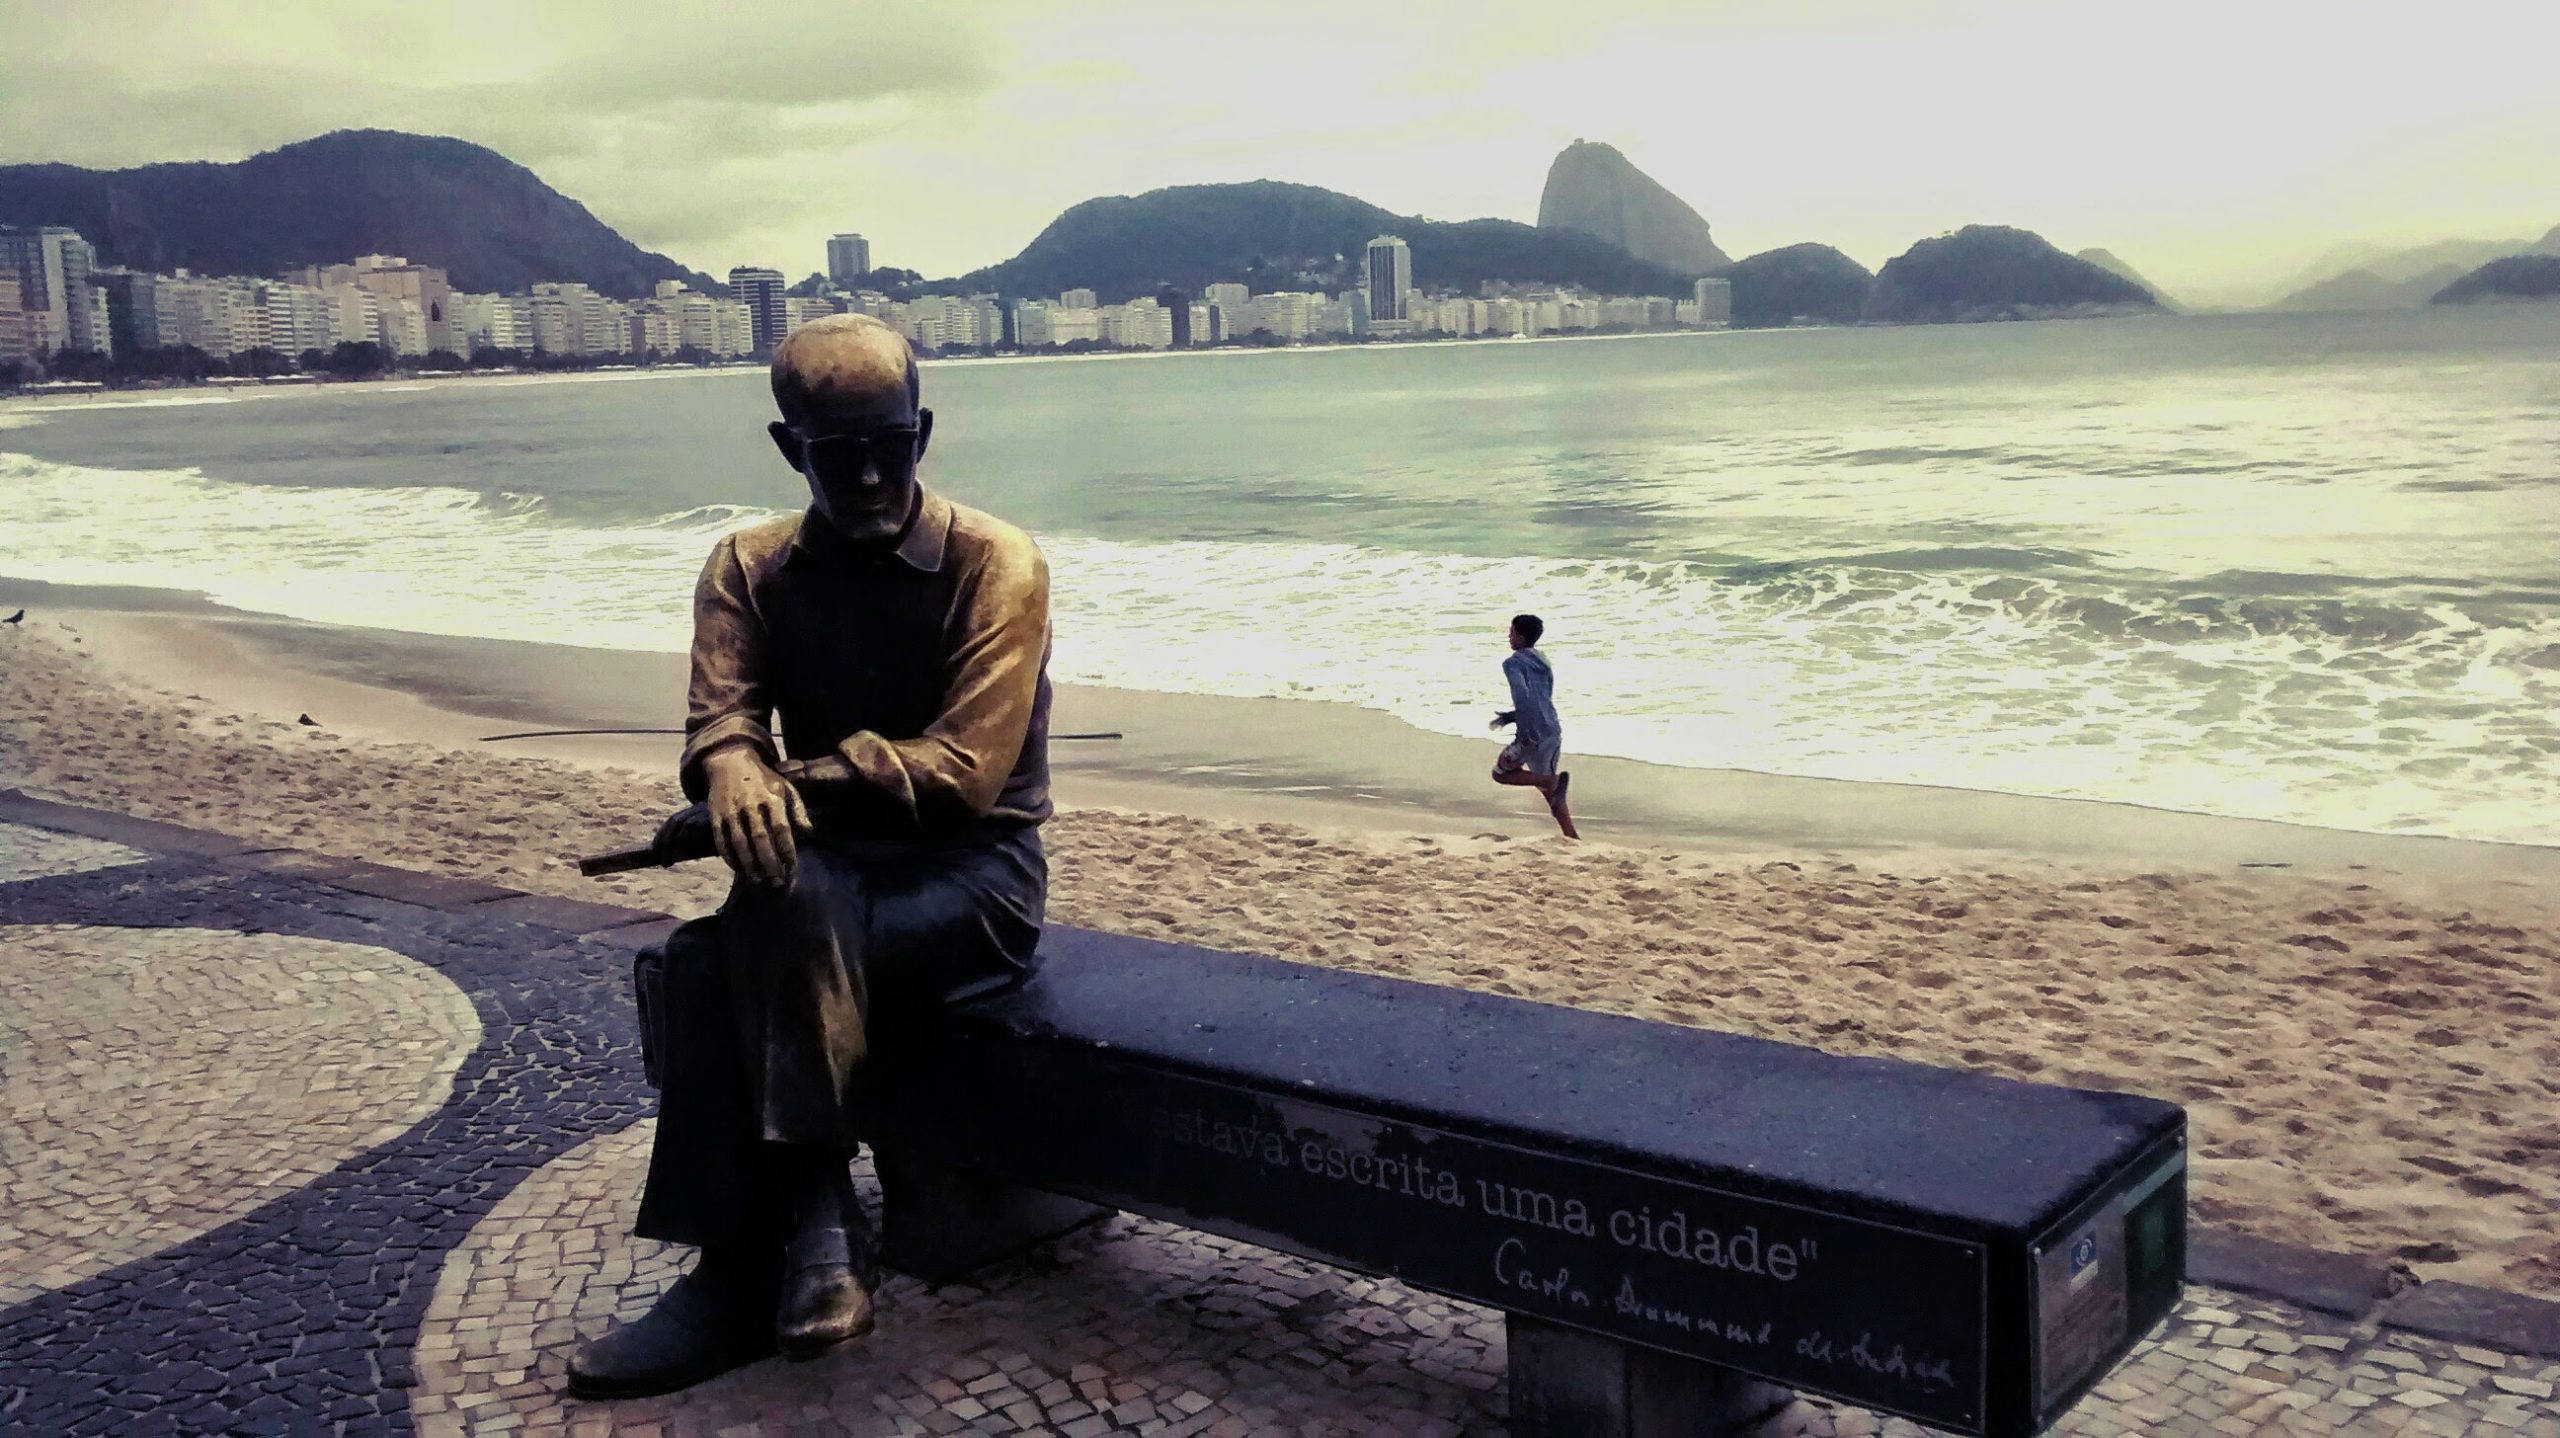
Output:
[{"xmin": 792, "ymin": 416, "xmax": 926, "ymax": 478}]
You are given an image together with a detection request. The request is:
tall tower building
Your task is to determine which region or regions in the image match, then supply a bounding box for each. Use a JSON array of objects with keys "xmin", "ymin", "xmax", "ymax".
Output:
[
  {"xmin": 729, "ymin": 266, "xmax": 789, "ymax": 352},
  {"xmin": 1364, "ymin": 235, "xmax": 1413, "ymax": 326},
  {"xmin": 827, "ymin": 234, "xmax": 872, "ymax": 286},
  {"xmin": 1158, "ymin": 287, "xmax": 1192, "ymax": 348}
]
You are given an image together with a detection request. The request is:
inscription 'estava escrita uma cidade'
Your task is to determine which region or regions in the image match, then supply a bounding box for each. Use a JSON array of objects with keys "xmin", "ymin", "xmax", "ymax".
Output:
[{"xmin": 1151, "ymin": 1102, "xmax": 1964, "ymax": 1398}]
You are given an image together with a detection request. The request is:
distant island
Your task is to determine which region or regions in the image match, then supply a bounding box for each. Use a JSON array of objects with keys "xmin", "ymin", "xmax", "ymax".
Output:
[
  {"xmin": 2431, "ymin": 254, "xmax": 2560, "ymax": 304},
  {"xmin": 1865, "ymin": 226, "xmax": 2157, "ymax": 324}
]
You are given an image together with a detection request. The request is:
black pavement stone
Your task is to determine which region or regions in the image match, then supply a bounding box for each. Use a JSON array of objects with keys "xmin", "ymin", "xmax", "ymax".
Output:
[
  {"xmin": 324, "ymin": 860, "xmax": 521, "ymax": 909},
  {"xmin": 217, "ymin": 849, "xmax": 362, "ymax": 882},
  {"xmin": 0, "ymin": 790, "xmax": 259, "ymax": 858},
  {"xmin": 470, "ymin": 891, "xmax": 672, "ymax": 935},
  {"xmin": 2381, "ymin": 1279, "xmax": 2560, "ymax": 1358},
  {"xmin": 2185, "ymin": 1226, "xmax": 2395, "ymax": 1318}
]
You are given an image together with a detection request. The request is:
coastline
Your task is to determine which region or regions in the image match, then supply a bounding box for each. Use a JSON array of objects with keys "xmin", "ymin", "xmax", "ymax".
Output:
[
  {"xmin": 0, "ymin": 324, "xmax": 1745, "ymax": 418},
  {"xmin": 11, "ymin": 576, "xmax": 2554, "ymax": 891}
]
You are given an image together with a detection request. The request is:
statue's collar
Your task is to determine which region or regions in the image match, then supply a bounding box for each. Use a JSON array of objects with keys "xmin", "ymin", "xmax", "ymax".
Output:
[{"xmin": 788, "ymin": 487, "xmax": 952, "ymax": 574}]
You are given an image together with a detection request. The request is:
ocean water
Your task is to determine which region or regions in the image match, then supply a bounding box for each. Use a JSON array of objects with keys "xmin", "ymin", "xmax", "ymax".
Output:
[{"xmin": 4, "ymin": 309, "xmax": 2556, "ymax": 845}]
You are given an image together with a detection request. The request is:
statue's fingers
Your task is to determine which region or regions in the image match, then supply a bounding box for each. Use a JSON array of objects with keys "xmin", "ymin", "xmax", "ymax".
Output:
[
  {"xmin": 783, "ymin": 783, "xmax": 814, "ymax": 837},
  {"xmin": 746, "ymin": 802, "xmax": 789, "ymax": 888},
  {"xmin": 767, "ymin": 798, "xmax": 800, "ymax": 880},
  {"xmin": 711, "ymin": 807, "xmax": 747, "ymax": 878}
]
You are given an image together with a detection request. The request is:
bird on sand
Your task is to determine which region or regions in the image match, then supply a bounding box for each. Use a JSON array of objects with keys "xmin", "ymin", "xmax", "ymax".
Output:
[{"xmin": 3, "ymin": 609, "xmax": 22, "ymax": 625}]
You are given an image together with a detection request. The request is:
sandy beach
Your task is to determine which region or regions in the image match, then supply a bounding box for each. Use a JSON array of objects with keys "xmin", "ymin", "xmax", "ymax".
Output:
[{"xmin": 2, "ymin": 597, "xmax": 2554, "ymax": 1304}]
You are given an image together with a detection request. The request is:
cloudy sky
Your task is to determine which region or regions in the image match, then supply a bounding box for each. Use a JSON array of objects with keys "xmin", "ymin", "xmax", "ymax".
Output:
[{"xmin": 4, "ymin": 0, "xmax": 2554, "ymax": 304}]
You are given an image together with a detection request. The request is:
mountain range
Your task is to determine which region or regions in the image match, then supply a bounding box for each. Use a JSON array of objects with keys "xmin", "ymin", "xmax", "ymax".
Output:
[
  {"xmin": 932, "ymin": 180, "xmax": 1696, "ymax": 304},
  {"xmin": 0, "ymin": 131, "xmax": 711, "ymax": 298},
  {"xmin": 2269, "ymin": 227, "xmax": 2560, "ymax": 311},
  {"xmin": 9, "ymin": 128, "xmax": 2535, "ymax": 333}
]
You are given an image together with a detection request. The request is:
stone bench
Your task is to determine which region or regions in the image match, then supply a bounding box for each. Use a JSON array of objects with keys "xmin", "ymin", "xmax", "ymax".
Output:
[{"xmin": 844, "ymin": 927, "xmax": 2188, "ymax": 1438}]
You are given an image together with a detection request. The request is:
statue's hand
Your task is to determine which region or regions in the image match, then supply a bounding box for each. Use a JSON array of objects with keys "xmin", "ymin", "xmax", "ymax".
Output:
[{"xmin": 702, "ymin": 745, "xmax": 813, "ymax": 889}]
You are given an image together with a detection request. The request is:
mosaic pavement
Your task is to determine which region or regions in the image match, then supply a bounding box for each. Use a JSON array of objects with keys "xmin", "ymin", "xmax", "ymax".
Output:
[{"xmin": 2, "ymin": 803, "xmax": 2555, "ymax": 1436}]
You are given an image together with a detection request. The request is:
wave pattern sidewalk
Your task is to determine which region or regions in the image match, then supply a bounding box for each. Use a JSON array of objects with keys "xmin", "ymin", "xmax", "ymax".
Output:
[{"xmin": 2, "ymin": 798, "xmax": 2555, "ymax": 1437}]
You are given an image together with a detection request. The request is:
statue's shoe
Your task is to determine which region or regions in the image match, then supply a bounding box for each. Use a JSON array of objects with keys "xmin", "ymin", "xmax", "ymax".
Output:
[
  {"xmin": 567, "ymin": 1265, "xmax": 778, "ymax": 1399},
  {"xmin": 776, "ymin": 1223, "xmax": 876, "ymax": 1360}
]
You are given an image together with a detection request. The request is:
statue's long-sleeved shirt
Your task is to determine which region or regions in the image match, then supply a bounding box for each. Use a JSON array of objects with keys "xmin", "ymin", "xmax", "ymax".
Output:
[{"xmin": 680, "ymin": 486, "xmax": 1053, "ymax": 837}]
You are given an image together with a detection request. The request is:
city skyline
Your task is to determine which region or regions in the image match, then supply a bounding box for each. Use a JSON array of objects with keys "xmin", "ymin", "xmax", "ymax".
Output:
[
  {"xmin": 2, "ymin": 0, "xmax": 2555, "ymax": 309},
  {"xmin": 2, "ymin": 221, "xmax": 1726, "ymax": 380}
]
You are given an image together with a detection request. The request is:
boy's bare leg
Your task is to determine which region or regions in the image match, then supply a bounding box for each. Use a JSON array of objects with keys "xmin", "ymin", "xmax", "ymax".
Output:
[
  {"xmin": 1544, "ymin": 771, "xmax": 1577, "ymax": 839},
  {"xmin": 1492, "ymin": 766, "xmax": 1577, "ymax": 838}
]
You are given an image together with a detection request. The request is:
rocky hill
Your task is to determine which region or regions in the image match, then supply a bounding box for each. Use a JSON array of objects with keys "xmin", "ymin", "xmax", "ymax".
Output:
[
  {"xmin": 2076, "ymin": 248, "xmax": 2182, "ymax": 311},
  {"xmin": 0, "ymin": 130, "xmax": 711, "ymax": 298},
  {"xmin": 1867, "ymin": 226, "xmax": 2156, "ymax": 323},
  {"xmin": 938, "ymin": 180, "xmax": 1694, "ymax": 303},
  {"xmin": 1534, "ymin": 140, "xmax": 1728, "ymax": 276},
  {"xmin": 2431, "ymin": 254, "xmax": 2560, "ymax": 304},
  {"xmin": 1724, "ymin": 243, "xmax": 1874, "ymax": 328}
]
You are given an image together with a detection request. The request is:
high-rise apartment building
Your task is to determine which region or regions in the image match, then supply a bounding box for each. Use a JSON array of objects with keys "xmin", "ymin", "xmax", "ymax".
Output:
[
  {"xmin": 0, "ymin": 275, "xmax": 29, "ymax": 368},
  {"xmin": 1694, "ymin": 277, "xmax": 1732, "ymax": 328},
  {"xmin": 0, "ymin": 226, "xmax": 106, "ymax": 355},
  {"xmin": 729, "ymin": 267, "xmax": 788, "ymax": 352},
  {"xmin": 1254, "ymin": 291, "xmax": 1319, "ymax": 340},
  {"xmin": 1364, "ymin": 236, "xmax": 1413, "ymax": 327},
  {"xmin": 826, "ymin": 234, "xmax": 871, "ymax": 286},
  {"xmin": 784, "ymin": 295, "xmax": 840, "ymax": 334},
  {"xmin": 1059, "ymin": 288, "xmax": 1098, "ymax": 310},
  {"xmin": 714, "ymin": 298, "xmax": 755, "ymax": 357},
  {"xmin": 90, "ymin": 269, "xmax": 159, "ymax": 355},
  {"xmin": 290, "ymin": 256, "xmax": 454, "ymax": 353},
  {"xmin": 527, "ymin": 282, "xmax": 631, "ymax": 358},
  {"xmin": 258, "ymin": 281, "xmax": 343, "ymax": 356}
]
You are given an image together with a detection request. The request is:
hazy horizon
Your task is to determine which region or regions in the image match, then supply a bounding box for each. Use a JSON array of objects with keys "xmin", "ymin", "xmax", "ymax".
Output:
[{"xmin": 4, "ymin": 0, "xmax": 2555, "ymax": 305}]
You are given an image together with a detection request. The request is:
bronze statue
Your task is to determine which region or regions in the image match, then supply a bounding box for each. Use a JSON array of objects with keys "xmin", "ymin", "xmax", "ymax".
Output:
[{"xmin": 569, "ymin": 314, "xmax": 1054, "ymax": 1397}]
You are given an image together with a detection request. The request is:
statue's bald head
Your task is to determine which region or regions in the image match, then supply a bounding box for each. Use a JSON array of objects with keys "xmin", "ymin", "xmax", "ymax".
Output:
[{"xmin": 770, "ymin": 313, "xmax": 920, "ymax": 430}]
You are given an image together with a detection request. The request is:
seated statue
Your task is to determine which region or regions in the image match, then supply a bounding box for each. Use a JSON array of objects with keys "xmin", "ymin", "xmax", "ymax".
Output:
[{"xmin": 569, "ymin": 314, "xmax": 1054, "ymax": 1397}]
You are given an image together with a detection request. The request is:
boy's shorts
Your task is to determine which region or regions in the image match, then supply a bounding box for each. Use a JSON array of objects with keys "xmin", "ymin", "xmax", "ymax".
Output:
[{"xmin": 1494, "ymin": 733, "xmax": 1563, "ymax": 779}]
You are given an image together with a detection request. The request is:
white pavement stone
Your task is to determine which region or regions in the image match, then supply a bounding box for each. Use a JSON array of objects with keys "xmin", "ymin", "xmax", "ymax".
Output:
[
  {"xmin": 414, "ymin": 1122, "xmax": 1510, "ymax": 1438},
  {"xmin": 0, "ymin": 922, "xmax": 481, "ymax": 1306},
  {"xmin": 0, "ymin": 820, "xmax": 147, "ymax": 884}
]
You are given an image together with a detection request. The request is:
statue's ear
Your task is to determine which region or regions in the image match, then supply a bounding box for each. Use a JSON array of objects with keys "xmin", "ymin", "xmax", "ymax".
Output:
[
  {"xmin": 767, "ymin": 421, "xmax": 800, "ymax": 467},
  {"xmin": 914, "ymin": 408, "xmax": 934, "ymax": 462}
]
